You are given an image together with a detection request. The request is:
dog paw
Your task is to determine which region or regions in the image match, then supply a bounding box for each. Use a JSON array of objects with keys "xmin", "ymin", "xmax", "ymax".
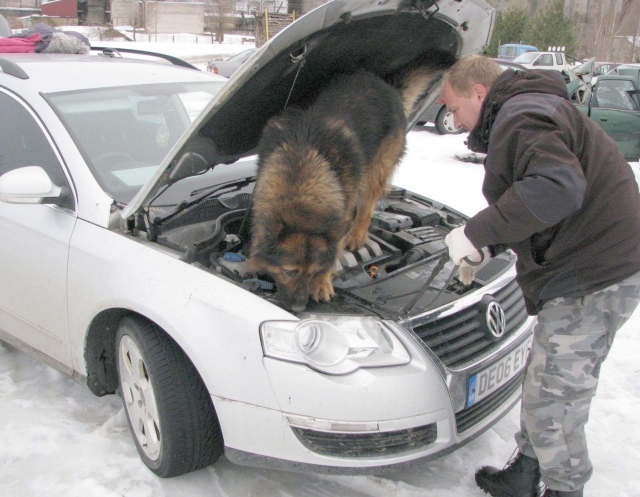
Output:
[
  {"xmin": 310, "ymin": 273, "xmax": 335, "ymax": 302},
  {"xmin": 343, "ymin": 231, "xmax": 369, "ymax": 252}
]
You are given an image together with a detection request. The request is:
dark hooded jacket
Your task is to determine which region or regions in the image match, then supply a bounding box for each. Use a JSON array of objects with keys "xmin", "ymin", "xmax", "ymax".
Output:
[{"xmin": 464, "ymin": 69, "xmax": 640, "ymax": 314}]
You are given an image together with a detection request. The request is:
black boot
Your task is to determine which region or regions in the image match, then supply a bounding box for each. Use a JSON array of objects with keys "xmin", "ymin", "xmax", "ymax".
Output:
[
  {"xmin": 475, "ymin": 451, "xmax": 541, "ymax": 497},
  {"xmin": 542, "ymin": 489, "xmax": 583, "ymax": 497}
]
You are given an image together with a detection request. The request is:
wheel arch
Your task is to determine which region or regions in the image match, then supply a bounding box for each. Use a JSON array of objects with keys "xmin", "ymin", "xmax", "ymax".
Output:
[{"xmin": 84, "ymin": 308, "xmax": 201, "ymax": 398}]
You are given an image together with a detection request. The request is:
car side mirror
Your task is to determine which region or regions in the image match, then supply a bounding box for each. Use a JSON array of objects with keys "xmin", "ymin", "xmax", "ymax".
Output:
[{"xmin": 0, "ymin": 166, "xmax": 69, "ymax": 206}]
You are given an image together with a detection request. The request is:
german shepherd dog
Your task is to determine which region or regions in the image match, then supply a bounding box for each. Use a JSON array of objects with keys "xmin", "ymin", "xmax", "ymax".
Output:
[{"xmin": 249, "ymin": 56, "xmax": 452, "ymax": 312}]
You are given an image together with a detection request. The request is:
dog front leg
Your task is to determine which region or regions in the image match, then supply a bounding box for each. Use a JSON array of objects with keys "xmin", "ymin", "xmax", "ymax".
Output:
[
  {"xmin": 342, "ymin": 197, "xmax": 375, "ymax": 251},
  {"xmin": 310, "ymin": 269, "xmax": 335, "ymax": 302}
]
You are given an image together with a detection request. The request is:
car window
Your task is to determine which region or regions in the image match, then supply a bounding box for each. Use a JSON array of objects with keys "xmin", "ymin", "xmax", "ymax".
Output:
[
  {"xmin": 0, "ymin": 90, "xmax": 73, "ymax": 209},
  {"xmin": 535, "ymin": 54, "xmax": 554, "ymax": 66},
  {"xmin": 594, "ymin": 80, "xmax": 638, "ymax": 111},
  {"xmin": 513, "ymin": 52, "xmax": 538, "ymax": 64},
  {"xmin": 46, "ymin": 81, "xmax": 225, "ymax": 204},
  {"xmin": 555, "ymin": 54, "xmax": 563, "ymax": 65}
]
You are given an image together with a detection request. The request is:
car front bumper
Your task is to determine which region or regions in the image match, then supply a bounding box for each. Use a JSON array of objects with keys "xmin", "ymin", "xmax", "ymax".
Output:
[{"xmin": 213, "ymin": 316, "xmax": 534, "ymax": 474}]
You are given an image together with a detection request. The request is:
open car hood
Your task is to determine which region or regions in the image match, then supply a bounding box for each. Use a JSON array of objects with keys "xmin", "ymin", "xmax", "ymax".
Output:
[{"xmin": 121, "ymin": 0, "xmax": 495, "ymax": 219}]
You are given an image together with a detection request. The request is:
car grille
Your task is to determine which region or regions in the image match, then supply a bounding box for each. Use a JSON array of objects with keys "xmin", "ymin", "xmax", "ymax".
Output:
[
  {"xmin": 409, "ymin": 278, "xmax": 528, "ymax": 369},
  {"xmin": 455, "ymin": 370, "xmax": 525, "ymax": 433},
  {"xmin": 291, "ymin": 423, "xmax": 437, "ymax": 458}
]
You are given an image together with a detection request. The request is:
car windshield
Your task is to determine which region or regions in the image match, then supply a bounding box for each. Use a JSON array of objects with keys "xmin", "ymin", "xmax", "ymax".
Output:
[
  {"xmin": 46, "ymin": 81, "xmax": 225, "ymax": 204},
  {"xmin": 513, "ymin": 52, "xmax": 538, "ymax": 64}
]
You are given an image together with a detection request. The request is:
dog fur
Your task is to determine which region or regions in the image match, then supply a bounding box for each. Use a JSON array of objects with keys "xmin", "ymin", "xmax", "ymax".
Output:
[{"xmin": 249, "ymin": 57, "xmax": 451, "ymax": 312}]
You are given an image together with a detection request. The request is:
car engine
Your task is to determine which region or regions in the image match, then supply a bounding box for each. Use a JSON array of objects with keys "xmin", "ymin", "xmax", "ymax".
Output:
[{"xmin": 152, "ymin": 185, "xmax": 516, "ymax": 317}]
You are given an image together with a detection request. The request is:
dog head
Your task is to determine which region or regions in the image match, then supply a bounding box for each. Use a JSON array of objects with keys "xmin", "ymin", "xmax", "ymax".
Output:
[{"xmin": 250, "ymin": 228, "xmax": 339, "ymax": 312}]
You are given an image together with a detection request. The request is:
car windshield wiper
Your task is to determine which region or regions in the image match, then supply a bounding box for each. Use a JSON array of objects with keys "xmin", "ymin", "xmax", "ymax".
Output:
[{"xmin": 152, "ymin": 176, "xmax": 256, "ymax": 228}]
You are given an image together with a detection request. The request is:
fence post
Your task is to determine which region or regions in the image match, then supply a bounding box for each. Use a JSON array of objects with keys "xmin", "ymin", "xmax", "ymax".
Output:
[{"xmin": 265, "ymin": 7, "xmax": 269, "ymax": 41}]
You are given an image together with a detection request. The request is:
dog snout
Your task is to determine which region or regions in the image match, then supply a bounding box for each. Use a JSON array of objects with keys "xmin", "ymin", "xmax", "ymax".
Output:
[{"xmin": 291, "ymin": 300, "xmax": 308, "ymax": 312}]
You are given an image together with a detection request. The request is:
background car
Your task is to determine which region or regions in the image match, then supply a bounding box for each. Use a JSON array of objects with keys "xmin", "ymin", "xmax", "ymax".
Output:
[
  {"xmin": 206, "ymin": 48, "xmax": 256, "ymax": 77},
  {"xmin": 0, "ymin": 0, "xmax": 534, "ymax": 479},
  {"xmin": 605, "ymin": 63, "xmax": 640, "ymax": 85},
  {"xmin": 591, "ymin": 61, "xmax": 619, "ymax": 85},
  {"xmin": 573, "ymin": 73, "xmax": 640, "ymax": 161}
]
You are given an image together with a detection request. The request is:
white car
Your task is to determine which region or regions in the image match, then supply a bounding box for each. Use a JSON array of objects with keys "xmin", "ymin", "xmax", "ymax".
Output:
[{"xmin": 0, "ymin": 0, "xmax": 534, "ymax": 478}]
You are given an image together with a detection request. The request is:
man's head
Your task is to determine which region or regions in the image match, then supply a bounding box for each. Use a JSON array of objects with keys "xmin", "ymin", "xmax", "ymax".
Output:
[{"xmin": 441, "ymin": 55, "xmax": 503, "ymax": 131}]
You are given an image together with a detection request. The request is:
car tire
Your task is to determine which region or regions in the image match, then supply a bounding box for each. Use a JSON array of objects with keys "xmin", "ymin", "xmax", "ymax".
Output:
[
  {"xmin": 116, "ymin": 316, "xmax": 223, "ymax": 477},
  {"xmin": 434, "ymin": 106, "xmax": 462, "ymax": 135}
]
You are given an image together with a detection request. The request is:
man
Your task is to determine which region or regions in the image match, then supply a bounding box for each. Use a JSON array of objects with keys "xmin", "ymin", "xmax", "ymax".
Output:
[{"xmin": 441, "ymin": 55, "xmax": 640, "ymax": 497}]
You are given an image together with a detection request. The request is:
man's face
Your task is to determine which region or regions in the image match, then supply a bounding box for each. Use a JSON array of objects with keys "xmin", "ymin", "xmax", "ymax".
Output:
[{"xmin": 441, "ymin": 80, "xmax": 488, "ymax": 132}]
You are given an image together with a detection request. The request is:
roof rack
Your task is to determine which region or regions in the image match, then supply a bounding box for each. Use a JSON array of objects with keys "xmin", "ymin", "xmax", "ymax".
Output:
[
  {"xmin": 91, "ymin": 46, "xmax": 200, "ymax": 70},
  {"xmin": 0, "ymin": 57, "xmax": 29, "ymax": 80}
]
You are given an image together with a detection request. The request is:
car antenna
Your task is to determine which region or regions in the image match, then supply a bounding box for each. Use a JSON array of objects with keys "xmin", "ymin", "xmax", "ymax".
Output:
[{"xmin": 284, "ymin": 46, "xmax": 307, "ymax": 108}]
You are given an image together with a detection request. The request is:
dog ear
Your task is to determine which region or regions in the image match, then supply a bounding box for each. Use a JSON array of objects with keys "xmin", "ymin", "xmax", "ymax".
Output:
[{"xmin": 249, "ymin": 217, "xmax": 284, "ymax": 261}]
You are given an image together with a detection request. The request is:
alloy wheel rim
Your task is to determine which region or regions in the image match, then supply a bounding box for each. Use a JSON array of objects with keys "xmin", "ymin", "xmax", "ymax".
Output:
[
  {"xmin": 119, "ymin": 335, "xmax": 162, "ymax": 461},
  {"xmin": 443, "ymin": 112, "xmax": 458, "ymax": 133}
]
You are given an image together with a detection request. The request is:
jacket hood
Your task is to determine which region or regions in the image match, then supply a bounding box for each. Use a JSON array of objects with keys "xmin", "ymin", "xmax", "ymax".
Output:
[{"xmin": 468, "ymin": 68, "xmax": 569, "ymax": 153}]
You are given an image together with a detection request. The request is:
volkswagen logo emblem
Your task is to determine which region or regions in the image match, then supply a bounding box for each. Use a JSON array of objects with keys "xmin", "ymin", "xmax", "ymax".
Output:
[{"xmin": 486, "ymin": 301, "xmax": 506, "ymax": 339}]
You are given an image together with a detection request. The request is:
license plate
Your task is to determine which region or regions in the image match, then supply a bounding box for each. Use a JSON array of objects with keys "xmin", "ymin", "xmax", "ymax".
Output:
[{"xmin": 466, "ymin": 336, "xmax": 533, "ymax": 408}]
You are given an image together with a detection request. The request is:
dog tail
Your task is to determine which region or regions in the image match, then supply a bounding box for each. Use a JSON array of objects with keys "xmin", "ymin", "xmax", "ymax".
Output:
[{"xmin": 387, "ymin": 51, "xmax": 457, "ymax": 117}]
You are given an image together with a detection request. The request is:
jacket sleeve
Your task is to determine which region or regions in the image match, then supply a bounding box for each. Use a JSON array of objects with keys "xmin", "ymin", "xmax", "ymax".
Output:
[{"xmin": 465, "ymin": 120, "xmax": 587, "ymax": 249}]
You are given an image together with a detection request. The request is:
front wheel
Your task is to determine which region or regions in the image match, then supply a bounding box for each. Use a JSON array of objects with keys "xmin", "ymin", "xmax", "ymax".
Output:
[
  {"xmin": 116, "ymin": 316, "xmax": 224, "ymax": 477},
  {"xmin": 435, "ymin": 106, "xmax": 462, "ymax": 135}
]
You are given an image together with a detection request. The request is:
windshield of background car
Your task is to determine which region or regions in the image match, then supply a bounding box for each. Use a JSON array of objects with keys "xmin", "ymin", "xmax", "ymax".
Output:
[
  {"xmin": 513, "ymin": 52, "xmax": 538, "ymax": 64},
  {"xmin": 46, "ymin": 81, "xmax": 225, "ymax": 204}
]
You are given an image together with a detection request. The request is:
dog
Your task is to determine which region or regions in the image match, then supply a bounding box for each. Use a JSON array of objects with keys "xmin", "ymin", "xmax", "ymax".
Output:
[{"xmin": 249, "ymin": 56, "xmax": 453, "ymax": 312}]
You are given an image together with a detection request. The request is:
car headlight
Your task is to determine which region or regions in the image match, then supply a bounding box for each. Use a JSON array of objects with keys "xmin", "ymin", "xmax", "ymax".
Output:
[{"xmin": 260, "ymin": 315, "xmax": 410, "ymax": 375}]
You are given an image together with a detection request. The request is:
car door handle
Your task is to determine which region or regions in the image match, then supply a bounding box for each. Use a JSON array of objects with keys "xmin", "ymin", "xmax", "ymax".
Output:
[{"xmin": 599, "ymin": 118, "xmax": 608, "ymax": 122}]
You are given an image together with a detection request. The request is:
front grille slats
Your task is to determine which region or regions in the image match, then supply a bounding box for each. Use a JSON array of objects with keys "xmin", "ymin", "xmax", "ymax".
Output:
[
  {"xmin": 408, "ymin": 277, "xmax": 527, "ymax": 369},
  {"xmin": 417, "ymin": 307, "xmax": 479, "ymax": 337},
  {"xmin": 430, "ymin": 330, "xmax": 486, "ymax": 356},
  {"xmin": 436, "ymin": 334, "xmax": 491, "ymax": 365},
  {"xmin": 419, "ymin": 319, "xmax": 480, "ymax": 347},
  {"xmin": 292, "ymin": 423, "xmax": 437, "ymax": 458}
]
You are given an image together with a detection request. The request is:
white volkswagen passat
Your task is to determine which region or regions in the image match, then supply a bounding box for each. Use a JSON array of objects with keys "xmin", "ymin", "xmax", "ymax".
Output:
[{"xmin": 0, "ymin": 0, "xmax": 534, "ymax": 478}]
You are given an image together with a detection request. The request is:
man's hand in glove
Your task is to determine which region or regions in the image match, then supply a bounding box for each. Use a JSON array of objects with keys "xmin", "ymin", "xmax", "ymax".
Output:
[{"xmin": 444, "ymin": 226, "xmax": 478, "ymax": 264}]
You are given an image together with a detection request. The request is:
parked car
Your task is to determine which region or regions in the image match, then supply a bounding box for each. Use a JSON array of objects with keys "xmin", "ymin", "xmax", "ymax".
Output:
[
  {"xmin": 206, "ymin": 48, "xmax": 256, "ymax": 77},
  {"xmin": 591, "ymin": 61, "xmax": 619, "ymax": 85},
  {"xmin": 573, "ymin": 73, "xmax": 640, "ymax": 162},
  {"xmin": 497, "ymin": 43, "xmax": 538, "ymax": 61},
  {"xmin": 605, "ymin": 63, "xmax": 640, "ymax": 86},
  {"xmin": 512, "ymin": 50, "xmax": 573, "ymax": 73},
  {"xmin": 0, "ymin": 0, "xmax": 534, "ymax": 479}
]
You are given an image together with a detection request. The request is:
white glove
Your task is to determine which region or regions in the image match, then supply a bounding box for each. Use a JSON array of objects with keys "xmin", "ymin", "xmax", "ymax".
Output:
[
  {"xmin": 444, "ymin": 226, "xmax": 478, "ymax": 265},
  {"xmin": 458, "ymin": 247, "xmax": 491, "ymax": 285}
]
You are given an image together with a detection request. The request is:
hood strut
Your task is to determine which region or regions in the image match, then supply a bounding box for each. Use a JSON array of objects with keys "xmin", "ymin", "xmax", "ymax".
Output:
[
  {"xmin": 284, "ymin": 46, "xmax": 308, "ymax": 108},
  {"xmin": 413, "ymin": 0, "xmax": 439, "ymax": 20}
]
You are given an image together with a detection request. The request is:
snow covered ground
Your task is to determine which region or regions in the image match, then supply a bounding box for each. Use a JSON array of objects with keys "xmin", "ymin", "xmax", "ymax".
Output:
[
  {"xmin": 1, "ymin": 126, "xmax": 639, "ymax": 496},
  {"xmin": 1, "ymin": 37, "xmax": 640, "ymax": 496}
]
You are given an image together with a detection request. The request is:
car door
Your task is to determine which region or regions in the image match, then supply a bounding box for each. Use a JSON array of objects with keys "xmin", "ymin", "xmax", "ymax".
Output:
[
  {"xmin": 589, "ymin": 79, "xmax": 640, "ymax": 161},
  {"xmin": 0, "ymin": 89, "xmax": 76, "ymax": 367}
]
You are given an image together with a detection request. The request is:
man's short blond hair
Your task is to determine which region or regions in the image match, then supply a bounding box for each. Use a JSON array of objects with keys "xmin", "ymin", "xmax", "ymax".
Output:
[{"xmin": 446, "ymin": 55, "xmax": 503, "ymax": 96}]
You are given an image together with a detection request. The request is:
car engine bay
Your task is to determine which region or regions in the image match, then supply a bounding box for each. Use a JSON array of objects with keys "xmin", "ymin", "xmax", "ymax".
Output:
[{"xmin": 148, "ymin": 185, "xmax": 516, "ymax": 318}]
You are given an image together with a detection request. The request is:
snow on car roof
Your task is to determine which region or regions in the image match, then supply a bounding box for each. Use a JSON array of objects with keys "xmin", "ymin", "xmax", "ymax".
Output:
[{"xmin": 0, "ymin": 52, "xmax": 222, "ymax": 93}]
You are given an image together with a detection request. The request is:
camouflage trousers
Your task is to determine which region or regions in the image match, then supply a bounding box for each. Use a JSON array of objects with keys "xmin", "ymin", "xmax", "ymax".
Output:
[{"xmin": 515, "ymin": 270, "xmax": 640, "ymax": 492}]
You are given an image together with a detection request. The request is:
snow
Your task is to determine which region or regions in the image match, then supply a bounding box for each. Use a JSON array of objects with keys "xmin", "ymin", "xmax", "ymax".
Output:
[{"xmin": 1, "ymin": 39, "xmax": 640, "ymax": 497}]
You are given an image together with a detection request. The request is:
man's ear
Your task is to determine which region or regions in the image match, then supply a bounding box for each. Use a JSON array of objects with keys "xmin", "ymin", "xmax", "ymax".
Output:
[{"xmin": 473, "ymin": 83, "xmax": 489, "ymax": 101}]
